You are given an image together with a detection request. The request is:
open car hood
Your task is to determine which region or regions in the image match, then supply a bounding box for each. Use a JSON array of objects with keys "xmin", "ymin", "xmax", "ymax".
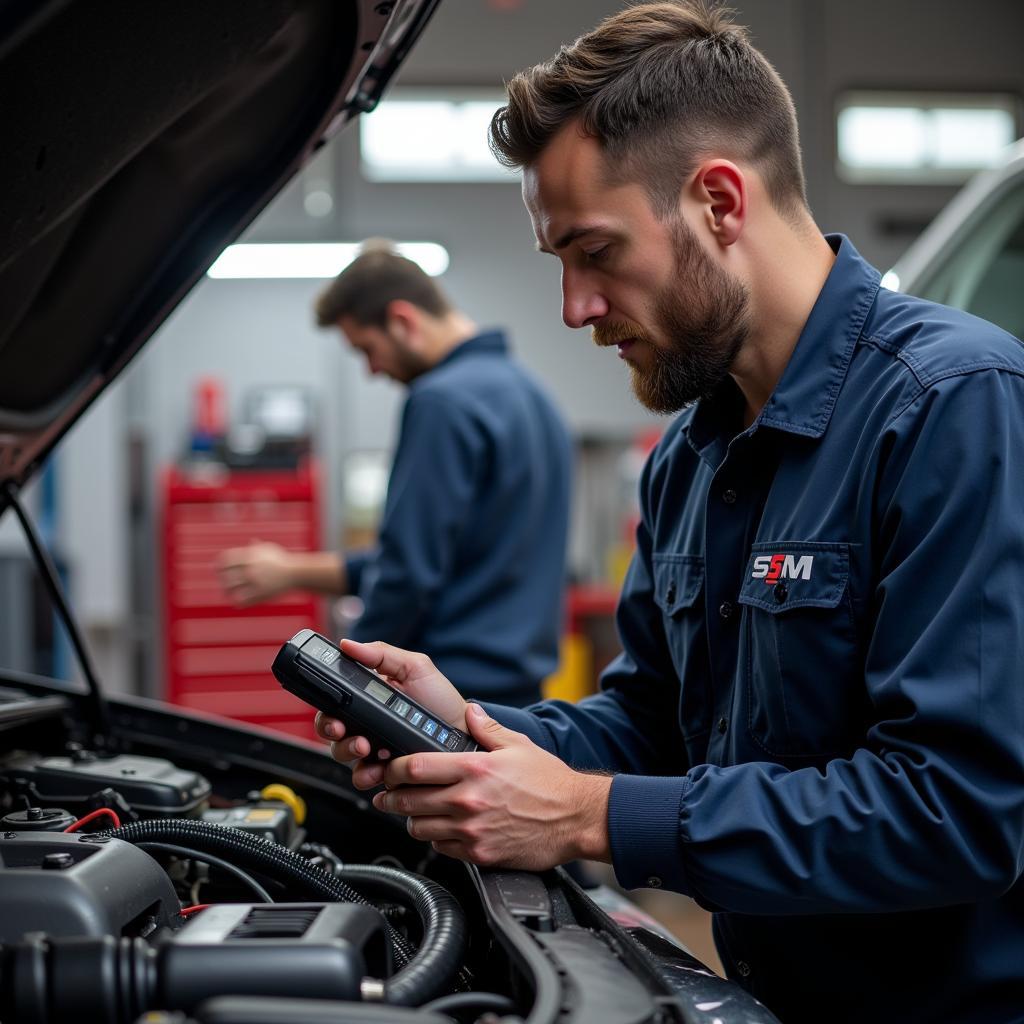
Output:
[{"xmin": 0, "ymin": 0, "xmax": 439, "ymax": 495}]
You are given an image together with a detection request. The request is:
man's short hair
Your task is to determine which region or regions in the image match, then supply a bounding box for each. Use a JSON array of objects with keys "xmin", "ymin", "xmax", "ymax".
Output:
[
  {"xmin": 488, "ymin": 0, "xmax": 808, "ymax": 221},
  {"xmin": 314, "ymin": 242, "xmax": 452, "ymax": 328}
]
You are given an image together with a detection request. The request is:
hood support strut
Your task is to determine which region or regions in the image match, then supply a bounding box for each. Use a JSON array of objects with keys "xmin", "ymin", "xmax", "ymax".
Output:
[{"xmin": 1, "ymin": 480, "xmax": 110, "ymax": 739}]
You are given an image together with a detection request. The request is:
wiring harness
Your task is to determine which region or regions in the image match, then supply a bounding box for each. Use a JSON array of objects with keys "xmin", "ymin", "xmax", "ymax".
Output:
[{"xmin": 101, "ymin": 818, "xmax": 467, "ymax": 1005}]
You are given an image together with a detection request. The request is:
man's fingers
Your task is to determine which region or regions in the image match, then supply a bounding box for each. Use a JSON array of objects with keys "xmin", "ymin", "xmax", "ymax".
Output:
[
  {"xmin": 218, "ymin": 567, "xmax": 249, "ymax": 589},
  {"xmin": 352, "ymin": 761, "xmax": 388, "ymax": 790},
  {"xmin": 464, "ymin": 702, "xmax": 525, "ymax": 752},
  {"xmin": 382, "ymin": 752, "xmax": 475, "ymax": 788},
  {"xmin": 216, "ymin": 548, "xmax": 246, "ymax": 568},
  {"xmin": 372, "ymin": 784, "xmax": 463, "ymax": 817},
  {"xmin": 400, "ymin": 814, "xmax": 463, "ymax": 843},
  {"xmin": 431, "ymin": 839, "xmax": 471, "ymax": 862},
  {"xmin": 339, "ymin": 638, "xmax": 432, "ymax": 685},
  {"xmin": 315, "ymin": 713, "xmax": 350, "ymax": 742},
  {"xmin": 328, "ymin": 736, "xmax": 372, "ymax": 762}
]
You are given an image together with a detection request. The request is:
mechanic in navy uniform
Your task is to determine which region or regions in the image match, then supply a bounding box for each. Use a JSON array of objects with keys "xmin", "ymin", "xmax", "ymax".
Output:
[
  {"xmin": 314, "ymin": 5, "xmax": 1024, "ymax": 1024},
  {"xmin": 219, "ymin": 244, "xmax": 572, "ymax": 708}
]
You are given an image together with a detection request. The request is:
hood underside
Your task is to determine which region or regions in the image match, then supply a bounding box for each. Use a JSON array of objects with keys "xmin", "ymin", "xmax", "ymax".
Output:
[{"xmin": 0, "ymin": 0, "xmax": 436, "ymax": 491}]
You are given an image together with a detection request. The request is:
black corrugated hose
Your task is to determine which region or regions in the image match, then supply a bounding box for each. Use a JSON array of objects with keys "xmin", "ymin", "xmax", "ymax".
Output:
[
  {"xmin": 336, "ymin": 864, "xmax": 471, "ymax": 1003},
  {"xmin": 101, "ymin": 819, "xmax": 467, "ymax": 1006}
]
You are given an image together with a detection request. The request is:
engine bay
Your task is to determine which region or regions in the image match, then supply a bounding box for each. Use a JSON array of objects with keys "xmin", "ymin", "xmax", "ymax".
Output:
[
  {"xmin": 0, "ymin": 672, "xmax": 778, "ymax": 1024},
  {"xmin": 0, "ymin": 729, "xmax": 503, "ymax": 1023},
  {"xmin": 0, "ymin": 677, "xmax": 722, "ymax": 1024}
]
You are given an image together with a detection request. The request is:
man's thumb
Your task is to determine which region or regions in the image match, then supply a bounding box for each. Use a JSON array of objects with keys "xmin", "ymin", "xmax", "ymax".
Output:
[{"xmin": 465, "ymin": 702, "xmax": 519, "ymax": 751}]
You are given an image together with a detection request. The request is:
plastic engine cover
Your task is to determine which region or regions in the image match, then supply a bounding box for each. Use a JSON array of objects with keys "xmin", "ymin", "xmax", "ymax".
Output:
[
  {"xmin": 0, "ymin": 832, "xmax": 181, "ymax": 941},
  {"xmin": 158, "ymin": 903, "xmax": 389, "ymax": 1011},
  {"xmin": 4, "ymin": 751, "xmax": 212, "ymax": 816}
]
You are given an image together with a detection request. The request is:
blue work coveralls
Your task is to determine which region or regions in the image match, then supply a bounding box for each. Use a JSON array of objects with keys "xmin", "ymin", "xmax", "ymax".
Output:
[
  {"xmin": 490, "ymin": 237, "xmax": 1024, "ymax": 1023},
  {"xmin": 347, "ymin": 331, "xmax": 572, "ymax": 707}
]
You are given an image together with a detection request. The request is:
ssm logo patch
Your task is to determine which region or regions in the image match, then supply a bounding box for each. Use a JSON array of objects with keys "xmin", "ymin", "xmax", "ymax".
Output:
[{"xmin": 751, "ymin": 553, "xmax": 813, "ymax": 584}]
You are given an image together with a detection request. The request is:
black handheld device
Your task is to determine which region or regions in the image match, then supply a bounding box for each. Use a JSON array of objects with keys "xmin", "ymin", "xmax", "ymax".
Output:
[{"xmin": 272, "ymin": 629, "xmax": 478, "ymax": 755}]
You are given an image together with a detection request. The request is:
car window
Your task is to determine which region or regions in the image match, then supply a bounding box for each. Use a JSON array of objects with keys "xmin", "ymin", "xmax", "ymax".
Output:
[{"xmin": 914, "ymin": 183, "xmax": 1024, "ymax": 341}]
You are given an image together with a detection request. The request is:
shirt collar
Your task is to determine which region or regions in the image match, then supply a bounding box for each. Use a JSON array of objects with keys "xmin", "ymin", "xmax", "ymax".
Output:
[
  {"xmin": 688, "ymin": 233, "xmax": 880, "ymax": 456},
  {"xmin": 432, "ymin": 329, "xmax": 508, "ymax": 371}
]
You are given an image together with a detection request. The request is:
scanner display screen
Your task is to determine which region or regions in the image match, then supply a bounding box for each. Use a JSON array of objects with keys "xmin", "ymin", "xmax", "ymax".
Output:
[{"xmin": 365, "ymin": 679, "xmax": 393, "ymax": 704}]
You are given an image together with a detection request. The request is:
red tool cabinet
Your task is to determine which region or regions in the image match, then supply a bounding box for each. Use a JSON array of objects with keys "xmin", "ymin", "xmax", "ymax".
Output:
[{"xmin": 161, "ymin": 461, "xmax": 327, "ymax": 742}]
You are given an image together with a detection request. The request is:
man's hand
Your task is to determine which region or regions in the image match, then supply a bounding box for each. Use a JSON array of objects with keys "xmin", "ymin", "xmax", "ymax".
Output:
[
  {"xmin": 314, "ymin": 639, "xmax": 469, "ymax": 786},
  {"xmin": 217, "ymin": 541, "xmax": 294, "ymax": 606},
  {"xmin": 312, "ymin": 641, "xmax": 612, "ymax": 869},
  {"xmin": 371, "ymin": 703, "xmax": 612, "ymax": 870}
]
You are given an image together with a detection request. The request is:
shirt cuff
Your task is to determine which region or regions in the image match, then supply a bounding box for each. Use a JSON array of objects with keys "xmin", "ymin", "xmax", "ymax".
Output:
[
  {"xmin": 344, "ymin": 550, "xmax": 372, "ymax": 595},
  {"xmin": 608, "ymin": 774, "xmax": 694, "ymax": 895},
  {"xmin": 478, "ymin": 701, "xmax": 558, "ymax": 753}
]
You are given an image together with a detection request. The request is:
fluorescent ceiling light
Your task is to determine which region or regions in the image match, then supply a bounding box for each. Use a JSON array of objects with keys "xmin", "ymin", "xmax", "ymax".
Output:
[{"xmin": 207, "ymin": 242, "xmax": 449, "ymax": 279}]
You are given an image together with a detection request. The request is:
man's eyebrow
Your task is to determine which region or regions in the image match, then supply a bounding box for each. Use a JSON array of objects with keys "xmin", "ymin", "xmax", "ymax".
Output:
[{"xmin": 535, "ymin": 225, "xmax": 605, "ymax": 255}]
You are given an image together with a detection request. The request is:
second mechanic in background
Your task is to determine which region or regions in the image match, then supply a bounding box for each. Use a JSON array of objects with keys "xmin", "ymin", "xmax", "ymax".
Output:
[{"xmin": 218, "ymin": 244, "xmax": 573, "ymax": 707}]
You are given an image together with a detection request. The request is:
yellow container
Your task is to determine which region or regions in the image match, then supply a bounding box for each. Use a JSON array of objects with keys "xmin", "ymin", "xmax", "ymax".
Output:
[{"xmin": 542, "ymin": 633, "xmax": 594, "ymax": 704}]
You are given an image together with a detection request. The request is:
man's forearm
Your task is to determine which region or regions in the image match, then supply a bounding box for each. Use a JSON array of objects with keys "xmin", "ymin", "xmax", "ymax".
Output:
[{"xmin": 286, "ymin": 551, "xmax": 347, "ymax": 595}]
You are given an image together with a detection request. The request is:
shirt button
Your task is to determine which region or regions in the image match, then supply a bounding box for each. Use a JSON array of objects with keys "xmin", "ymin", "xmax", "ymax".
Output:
[
  {"xmin": 717, "ymin": 716, "xmax": 728, "ymax": 734},
  {"xmin": 773, "ymin": 581, "xmax": 788, "ymax": 603},
  {"xmin": 722, "ymin": 488, "xmax": 737, "ymax": 505},
  {"xmin": 718, "ymin": 601, "xmax": 734, "ymax": 620},
  {"xmin": 646, "ymin": 876, "xmax": 663, "ymax": 889},
  {"xmin": 736, "ymin": 960, "xmax": 752, "ymax": 978}
]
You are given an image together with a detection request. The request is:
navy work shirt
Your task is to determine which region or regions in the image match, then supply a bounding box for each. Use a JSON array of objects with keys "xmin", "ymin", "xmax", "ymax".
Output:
[
  {"xmin": 489, "ymin": 238, "xmax": 1024, "ymax": 1022},
  {"xmin": 346, "ymin": 331, "xmax": 571, "ymax": 707}
]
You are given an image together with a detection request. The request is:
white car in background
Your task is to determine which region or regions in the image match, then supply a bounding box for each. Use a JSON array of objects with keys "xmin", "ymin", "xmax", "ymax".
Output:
[{"xmin": 886, "ymin": 138, "xmax": 1024, "ymax": 339}]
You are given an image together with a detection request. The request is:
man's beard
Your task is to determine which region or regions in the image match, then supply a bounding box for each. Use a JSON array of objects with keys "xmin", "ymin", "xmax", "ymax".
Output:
[
  {"xmin": 388, "ymin": 336, "xmax": 433, "ymax": 384},
  {"xmin": 595, "ymin": 219, "xmax": 750, "ymax": 414}
]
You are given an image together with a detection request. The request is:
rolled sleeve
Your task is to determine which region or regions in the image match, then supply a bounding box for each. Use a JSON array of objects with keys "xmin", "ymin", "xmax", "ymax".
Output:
[
  {"xmin": 608, "ymin": 774, "xmax": 698, "ymax": 895},
  {"xmin": 344, "ymin": 549, "xmax": 374, "ymax": 597}
]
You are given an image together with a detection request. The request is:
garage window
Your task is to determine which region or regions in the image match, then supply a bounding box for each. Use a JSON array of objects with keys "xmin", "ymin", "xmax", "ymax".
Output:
[
  {"xmin": 360, "ymin": 88, "xmax": 518, "ymax": 182},
  {"xmin": 836, "ymin": 91, "xmax": 1019, "ymax": 184}
]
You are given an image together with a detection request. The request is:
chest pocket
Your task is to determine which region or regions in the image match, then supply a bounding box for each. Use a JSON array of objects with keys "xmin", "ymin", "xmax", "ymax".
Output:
[
  {"xmin": 652, "ymin": 554, "xmax": 709, "ymax": 740},
  {"xmin": 652, "ymin": 553, "xmax": 704, "ymax": 616},
  {"xmin": 738, "ymin": 542, "xmax": 863, "ymax": 759}
]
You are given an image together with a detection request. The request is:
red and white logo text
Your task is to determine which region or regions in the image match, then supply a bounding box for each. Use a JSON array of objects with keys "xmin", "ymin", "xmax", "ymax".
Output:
[{"xmin": 751, "ymin": 554, "xmax": 813, "ymax": 584}]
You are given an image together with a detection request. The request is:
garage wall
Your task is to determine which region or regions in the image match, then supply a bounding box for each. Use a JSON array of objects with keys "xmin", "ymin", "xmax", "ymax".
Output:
[
  {"xmin": 799, "ymin": 0, "xmax": 1024, "ymax": 270},
  {"xmin": 53, "ymin": 0, "xmax": 1024, "ymax": 696},
  {"xmin": 130, "ymin": 0, "xmax": 1024, "ymax": 476},
  {"xmin": 238, "ymin": 0, "xmax": 805, "ymax": 440}
]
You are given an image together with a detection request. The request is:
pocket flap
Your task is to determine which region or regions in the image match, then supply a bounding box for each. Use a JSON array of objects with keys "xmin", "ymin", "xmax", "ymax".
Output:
[
  {"xmin": 652, "ymin": 554, "xmax": 704, "ymax": 615},
  {"xmin": 739, "ymin": 543, "xmax": 849, "ymax": 613}
]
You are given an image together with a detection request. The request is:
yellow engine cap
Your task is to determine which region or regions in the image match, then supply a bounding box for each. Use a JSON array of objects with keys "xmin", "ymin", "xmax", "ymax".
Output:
[{"xmin": 260, "ymin": 783, "xmax": 307, "ymax": 825}]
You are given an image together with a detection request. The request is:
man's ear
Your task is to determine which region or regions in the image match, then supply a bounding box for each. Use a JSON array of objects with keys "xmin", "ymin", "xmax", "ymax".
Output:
[
  {"xmin": 691, "ymin": 160, "xmax": 746, "ymax": 246},
  {"xmin": 384, "ymin": 299, "xmax": 421, "ymax": 345}
]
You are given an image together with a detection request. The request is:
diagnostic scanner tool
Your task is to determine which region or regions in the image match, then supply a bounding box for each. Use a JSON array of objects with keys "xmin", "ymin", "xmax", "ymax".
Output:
[{"xmin": 272, "ymin": 630, "xmax": 478, "ymax": 755}]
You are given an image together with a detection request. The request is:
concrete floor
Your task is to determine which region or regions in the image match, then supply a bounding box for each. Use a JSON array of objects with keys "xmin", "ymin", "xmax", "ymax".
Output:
[
  {"xmin": 631, "ymin": 887, "xmax": 725, "ymax": 976},
  {"xmin": 585, "ymin": 863, "xmax": 725, "ymax": 975}
]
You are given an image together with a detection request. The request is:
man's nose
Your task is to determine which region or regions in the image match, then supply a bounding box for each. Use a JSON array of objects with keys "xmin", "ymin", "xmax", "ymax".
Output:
[{"xmin": 561, "ymin": 268, "xmax": 609, "ymax": 329}]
